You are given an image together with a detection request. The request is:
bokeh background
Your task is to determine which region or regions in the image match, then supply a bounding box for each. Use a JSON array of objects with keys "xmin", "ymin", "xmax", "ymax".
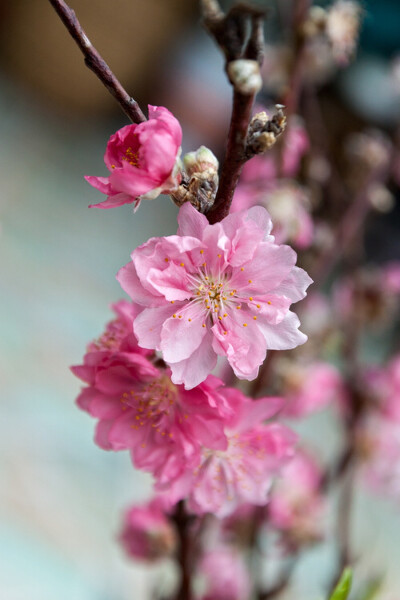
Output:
[{"xmin": 1, "ymin": 1, "xmax": 400, "ymax": 599}]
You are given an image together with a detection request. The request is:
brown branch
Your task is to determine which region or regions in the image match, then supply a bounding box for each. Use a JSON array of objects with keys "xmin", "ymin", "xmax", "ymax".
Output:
[
  {"xmin": 202, "ymin": 2, "xmax": 266, "ymax": 223},
  {"xmin": 208, "ymin": 89, "xmax": 256, "ymax": 223},
  {"xmin": 48, "ymin": 0, "xmax": 146, "ymax": 124}
]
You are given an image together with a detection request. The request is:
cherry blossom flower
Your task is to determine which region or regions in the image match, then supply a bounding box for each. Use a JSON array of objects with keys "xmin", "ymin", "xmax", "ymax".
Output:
[
  {"xmin": 117, "ymin": 202, "xmax": 312, "ymax": 389},
  {"xmin": 71, "ymin": 302, "xmax": 232, "ymax": 485},
  {"xmin": 199, "ymin": 547, "xmax": 251, "ymax": 600},
  {"xmin": 85, "ymin": 105, "xmax": 182, "ymax": 209},
  {"xmin": 268, "ymin": 449, "xmax": 326, "ymax": 547},
  {"xmin": 119, "ymin": 499, "xmax": 177, "ymax": 561},
  {"xmin": 158, "ymin": 392, "xmax": 296, "ymax": 518}
]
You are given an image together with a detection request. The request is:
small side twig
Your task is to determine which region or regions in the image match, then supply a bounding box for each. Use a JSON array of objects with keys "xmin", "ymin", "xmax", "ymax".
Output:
[{"xmin": 48, "ymin": 0, "xmax": 146, "ymax": 124}]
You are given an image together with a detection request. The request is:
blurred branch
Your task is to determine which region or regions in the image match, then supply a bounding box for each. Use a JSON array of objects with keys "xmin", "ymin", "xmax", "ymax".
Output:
[
  {"xmin": 171, "ymin": 501, "xmax": 193, "ymax": 600},
  {"xmin": 48, "ymin": 0, "xmax": 146, "ymax": 123}
]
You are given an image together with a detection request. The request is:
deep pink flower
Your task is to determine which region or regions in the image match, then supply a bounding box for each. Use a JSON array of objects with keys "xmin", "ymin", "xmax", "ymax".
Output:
[
  {"xmin": 199, "ymin": 547, "xmax": 251, "ymax": 600},
  {"xmin": 158, "ymin": 392, "xmax": 296, "ymax": 517},
  {"xmin": 119, "ymin": 498, "xmax": 177, "ymax": 561},
  {"xmin": 268, "ymin": 449, "xmax": 326, "ymax": 546},
  {"xmin": 85, "ymin": 105, "xmax": 182, "ymax": 209},
  {"xmin": 71, "ymin": 302, "xmax": 232, "ymax": 485},
  {"xmin": 117, "ymin": 202, "xmax": 312, "ymax": 389}
]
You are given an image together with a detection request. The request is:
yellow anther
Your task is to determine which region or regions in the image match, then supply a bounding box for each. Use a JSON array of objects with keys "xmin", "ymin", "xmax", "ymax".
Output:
[
  {"xmin": 165, "ymin": 258, "xmax": 169, "ymax": 262},
  {"xmin": 240, "ymin": 267, "xmax": 244, "ymax": 271},
  {"xmin": 202, "ymin": 324, "xmax": 206, "ymax": 328},
  {"xmin": 188, "ymin": 318, "xmax": 192, "ymax": 322},
  {"xmin": 111, "ymin": 164, "xmax": 116, "ymax": 169},
  {"xmin": 249, "ymin": 296, "xmax": 253, "ymax": 301},
  {"xmin": 171, "ymin": 300, "xmax": 175, "ymax": 304},
  {"xmin": 243, "ymin": 323, "xmax": 248, "ymax": 327},
  {"xmin": 218, "ymin": 316, "xmax": 222, "ymax": 320},
  {"xmin": 217, "ymin": 254, "xmax": 221, "ymax": 258},
  {"xmin": 267, "ymin": 301, "xmax": 271, "ymax": 305},
  {"xmin": 223, "ymin": 313, "xmax": 228, "ymax": 317},
  {"xmin": 200, "ymin": 249, "xmax": 204, "ymax": 254},
  {"xmin": 202, "ymin": 263, "xmax": 207, "ymax": 267},
  {"xmin": 205, "ymin": 276, "xmax": 209, "ymax": 280},
  {"xmin": 236, "ymin": 306, "xmax": 241, "ymax": 310},
  {"xmin": 173, "ymin": 314, "xmax": 177, "ymax": 318},
  {"xmin": 256, "ymin": 304, "xmax": 261, "ymax": 308},
  {"xmin": 180, "ymin": 262, "xmax": 184, "ymax": 267},
  {"xmin": 248, "ymin": 279, "xmax": 252, "ymax": 283},
  {"xmin": 178, "ymin": 315, "xmax": 182, "ymax": 319},
  {"xmin": 253, "ymin": 316, "xmax": 257, "ymax": 320}
]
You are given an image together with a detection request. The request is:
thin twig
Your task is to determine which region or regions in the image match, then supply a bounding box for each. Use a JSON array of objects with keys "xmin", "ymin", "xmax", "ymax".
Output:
[{"xmin": 48, "ymin": 0, "xmax": 146, "ymax": 124}]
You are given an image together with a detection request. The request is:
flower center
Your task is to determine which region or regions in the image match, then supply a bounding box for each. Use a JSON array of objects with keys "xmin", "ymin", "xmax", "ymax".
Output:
[
  {"xmin": 123, "ymin": 376, "xmax": 178, "ymax": 435},
  {"xmin": 121, "ymin": 146, "xmax": 140, "ymax": 167}
]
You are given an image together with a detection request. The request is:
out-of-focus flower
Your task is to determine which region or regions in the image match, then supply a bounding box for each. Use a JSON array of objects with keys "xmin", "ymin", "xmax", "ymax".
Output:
[
  {"xmin": 199, "ymin": 547, "xmax": 251, "ymax": 600},
  {"xmin": 159, "ymin": 392, "xmax": 296, "ymax": 518},
  {"xmin": 119, "ymin": 499, "xmax": 177, "ymax": 561},
  {"xmin": 268, "ymin": 449, "xmax": 326, "ymax": 547},
  {"xmin": 358, "ymin": 356, "xmax": 400, "ymax": 500},
  {"xmin": 326, "ymin": 1, "xmax": 362, "ymax": 65},
  {"xmin": 85, "ymin": 105, "xmax": 182, "ymax": 209},
  {"xmin": 118, "ymin": 203, "xmax": 312, "ymax": 389},
  {"xmin": 232, "ymin": 181, "xmax": 314, "ymax": 249},
  {"xmin": 276, "ymin": 359, "xmax": 346, "ymax": 418},
  {"xmin": 334, "ymin": 265, "xmax": 400, "ymax": 329}
]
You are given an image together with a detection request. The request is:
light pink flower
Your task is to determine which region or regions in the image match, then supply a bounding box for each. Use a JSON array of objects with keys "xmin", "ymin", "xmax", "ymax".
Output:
[
  {"xmin": 117, "ymin": 202, "xmax": 312, "ymax": 389},
  {"xmin": 119, "ymin": 498, "xmax": 177, "ymax": 561},
  {"xmin": 85, "ymin": 105, "xmax": 182, "ymax": 209},
  {"xmin": 71, "ymin": 303, "xmax": 232, "ymax": 485},
  {"xmin": 158, "ymin": 392, "xmax": 296, "ymax": 518},
  {"xmin": 268, "ymin": 449, "xmax": 325, "ymax": 546},
  {"xmin": 199, "ymin": 547, "xmax": 251, "ymax": 600},
  {"xmin": 232, "ymin": 181, "xmax": 314, "ymax": 249},
  {"xmin": 279, "ymin": 360, "xmax": 346, "ymax": 418}
]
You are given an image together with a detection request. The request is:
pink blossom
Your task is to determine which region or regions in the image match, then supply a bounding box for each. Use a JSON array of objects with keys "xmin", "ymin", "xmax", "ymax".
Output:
[
  {"xmin": 158, "ymin": 392, "xmax": 296, "ymax": 518},
  {"xmin": 199, "ymin": 547, "xmax": 251, "ymax": 600},
  {"xmin": 117, "ymin": 202, "xmax": 312, "ymax": 389},
  {"xmin": 85, "ymin": 105, "xmax": 182, "ymax": 209},
  {"xmin": 71, "ymin": 303, "xmax": 232, "ymax": 485},
  {"xmin": 232, "ymin": 181, "xmax": 314, "ymax": 249},
  {"xmin": 268, "ymin": 449, "xmax": 325, "ymax": 546},
  {"xmin": 119, "ymin": 498, "xmax": 177, "ymax": 561},
  {"xmin": 279, "ymin": 360, "xmax": 346, "ymax": 418}
]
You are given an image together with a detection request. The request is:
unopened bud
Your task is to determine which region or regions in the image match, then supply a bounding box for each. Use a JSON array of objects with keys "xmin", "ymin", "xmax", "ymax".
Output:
[
  {"xmin": 368, "ymin": 183, "xmax": 395, "ymax": 213},
  {"xmin": 302, "ymin": 6, "xmax": 327, "ymax": 38},
  {"xmin": 183, "ymin": 146, "xmax": 219, "ymax": 176},
  {"xmin": 227, "ymin": 59, "xmax": 263, "ymax": 95},
  {"xmin": 246, "ymin": 106, "xmax": 287, "ymax": 157}
]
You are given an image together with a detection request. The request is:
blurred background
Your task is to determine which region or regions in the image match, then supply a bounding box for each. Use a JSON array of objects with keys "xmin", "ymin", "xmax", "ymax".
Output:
[{"xmin": 0, "ymin": 1, "xmax": 400, "ymax": 599}]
